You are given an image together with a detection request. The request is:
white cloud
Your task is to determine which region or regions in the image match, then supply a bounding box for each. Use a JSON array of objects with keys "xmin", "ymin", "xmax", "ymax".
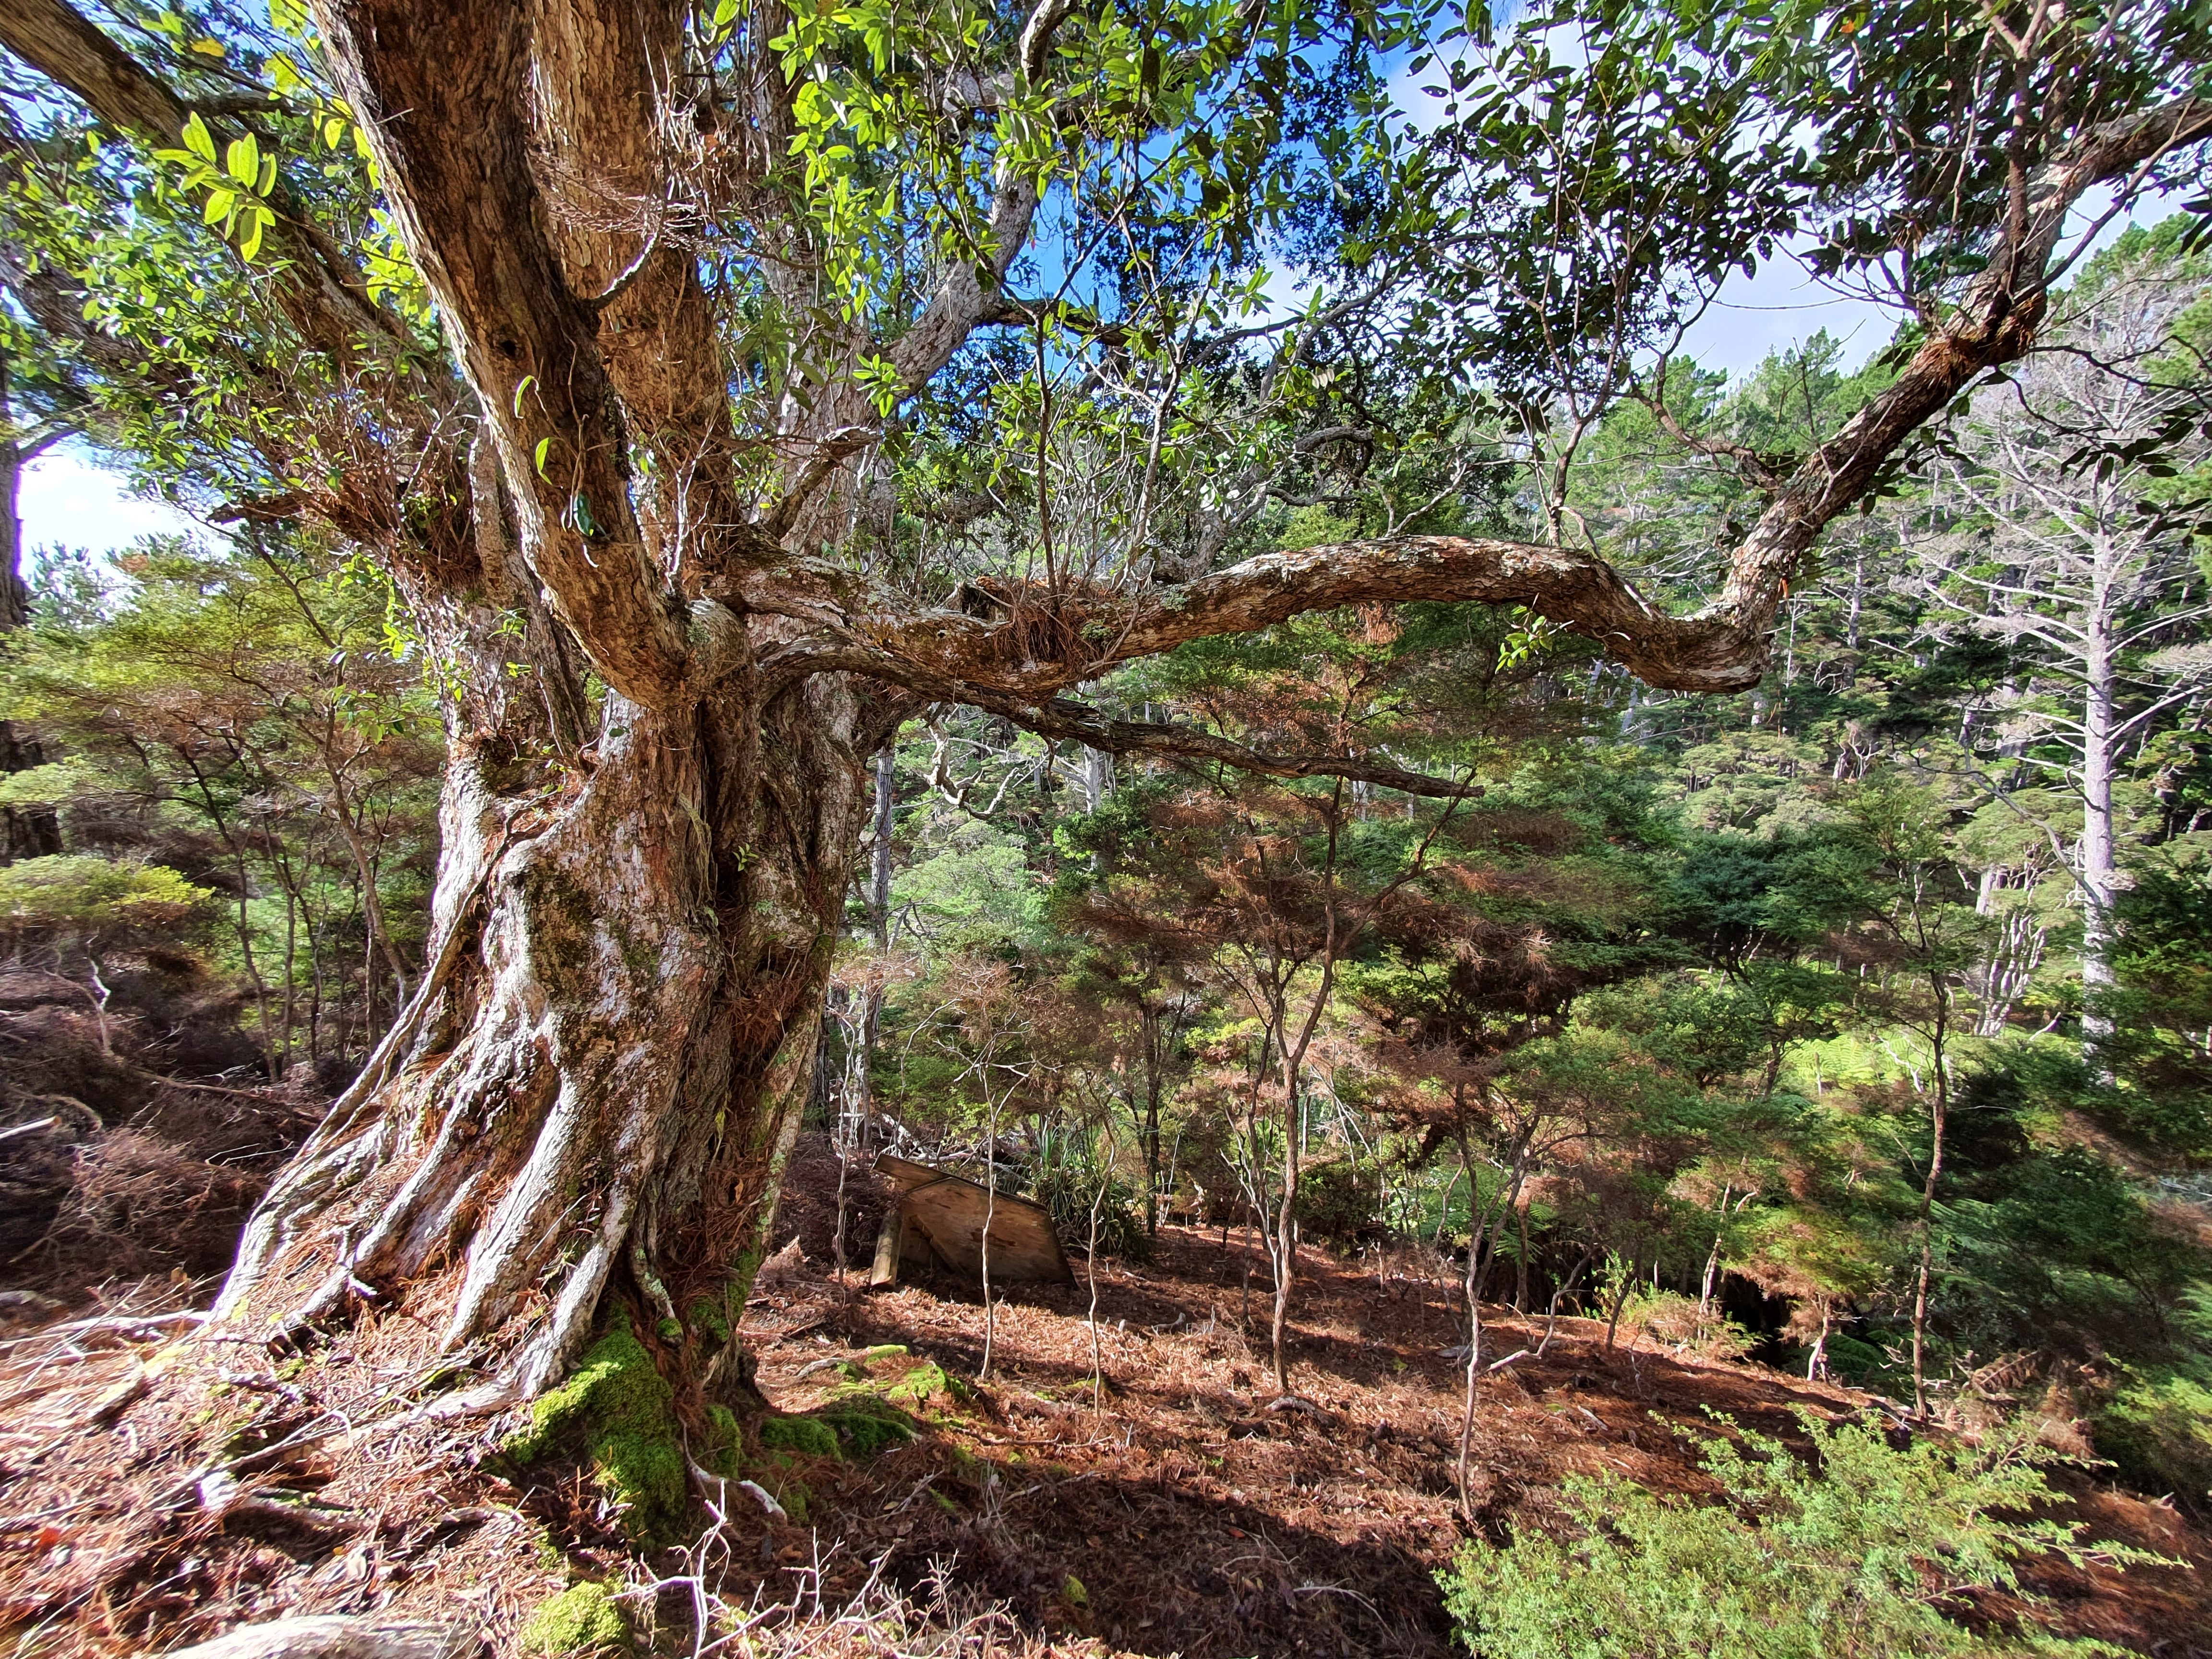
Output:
[
  {"xmin": 1676, "ymin": 250, "xmax": 1898, "ymax": 380},
  {"xmin": 18, "ymin": 448, "xmax": 203, "ymax": 559}
]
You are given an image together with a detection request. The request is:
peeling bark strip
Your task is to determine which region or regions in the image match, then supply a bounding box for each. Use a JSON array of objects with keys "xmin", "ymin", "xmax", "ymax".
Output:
[{"xmin": 4, "ymin": 0, "xmax": 2204, "ymax": 1424}]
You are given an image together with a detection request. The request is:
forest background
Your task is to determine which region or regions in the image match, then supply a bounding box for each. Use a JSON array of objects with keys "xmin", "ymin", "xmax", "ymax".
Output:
[
  {"xmin": 10, "ymin": 219, "xmax": 2212, "ymax": 1502},
  {"xmin": 0, "ymin": 0, "xmax": 2210, "ymax": 1648}
]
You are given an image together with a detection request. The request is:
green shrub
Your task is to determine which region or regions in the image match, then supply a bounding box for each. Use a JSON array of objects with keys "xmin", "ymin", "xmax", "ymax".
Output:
[
  {"xmin": 2094, "ymin": 1361, "xmax": 2212, "ymax": 1514},
  {"xmin": 1817, "ymin": 1331, "xmax": 1911, "ymax": 1393},
  {"xmin": 1440, "ymin": 1411, "xmax": 2169, "ymax": 1657},
  {"xmin": 1294, "ymin": 1157, "xmax": 1383, "ymax": 1249},
  {"xmin": 1030, "ymin": 1160, "xmax": 1153, "ymax": 1262}
]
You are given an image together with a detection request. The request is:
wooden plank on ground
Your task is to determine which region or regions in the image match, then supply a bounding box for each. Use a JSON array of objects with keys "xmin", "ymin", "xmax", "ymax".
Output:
[{"xmin": 874, "ymin": 1154, "xmax": 1073, "ymax": 1284}]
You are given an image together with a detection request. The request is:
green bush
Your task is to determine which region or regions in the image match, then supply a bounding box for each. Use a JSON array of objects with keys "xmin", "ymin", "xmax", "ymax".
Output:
[
  {"xmin": 1440, "ymin": 1411, "xmax": 2169, "ymax": 1657},
  {"xmin": 1817, "ymin": 1331, "xmax": 1911, "ymax": 1393},
  {"xmin": 2094, "ymin": 1361, "xmax": 2212, "ymax": 1515},
  {"xmin": 1030, "ymin": 1160, "xmax": 1153, "ymax": 1262},
  {"xmin": 1295, "ymin": 1157, "xmax": 1384, "ymax": 1249}
]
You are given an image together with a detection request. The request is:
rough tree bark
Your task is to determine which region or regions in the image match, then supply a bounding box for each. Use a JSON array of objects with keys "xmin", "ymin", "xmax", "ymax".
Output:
[{"xmin": 206, "ymin": 0, "xmax": 905, "ymax": 1403}]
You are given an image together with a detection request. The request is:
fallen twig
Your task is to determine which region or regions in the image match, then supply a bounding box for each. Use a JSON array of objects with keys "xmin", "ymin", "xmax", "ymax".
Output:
[{"xmin": 737, "ymin": 1479, "xmax": 788, "ymax": 1522}]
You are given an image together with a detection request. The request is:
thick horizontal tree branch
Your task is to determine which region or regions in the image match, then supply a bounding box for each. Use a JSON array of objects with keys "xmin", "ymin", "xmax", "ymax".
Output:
[
  {"xmin": 772, "ymin": 533, "xmax": 1762, "ymax": 695},
  {"xmin": 795, "ymin": 92, "xmax": 2211, "ymax": 708}
]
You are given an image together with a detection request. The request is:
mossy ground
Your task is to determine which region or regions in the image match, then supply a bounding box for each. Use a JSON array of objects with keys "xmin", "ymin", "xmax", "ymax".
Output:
[
  {"xmin": 751, "ymin": 1367, "xmax": 933, "ymax": 1469},
  {"xmin": 816, "ymin": 1347, "xmax": 981, "ymax": 1451},
  {"xmin": 818, "ymin": 1397, "xmax": 916, "ymax": 1456},
  {"xmin": 757, "ymin": 1414, "xmax": 841, "ymax": 1458},
  {"xmin": 517, "ymin": 1580, "xmax": 629, "ymax": 1656},
  {"xmin": 825, "ymin": 1348, "xmax": 970, "ymax": 1416}
]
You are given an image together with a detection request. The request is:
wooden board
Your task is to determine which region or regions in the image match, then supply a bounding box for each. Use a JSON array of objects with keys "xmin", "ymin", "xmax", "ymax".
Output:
[{"xmin": 870, "ymin": 1154, "xmax": 1073, "ymax": 1285}]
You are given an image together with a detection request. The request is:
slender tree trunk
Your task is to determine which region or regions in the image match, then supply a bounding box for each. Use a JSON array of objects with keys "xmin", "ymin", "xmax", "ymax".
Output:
[
  {"xmin": 1911, "ymin": 1002, "xmax": 1950, "ymax": 1418},
  {"xmin": 1537, "ymin": 1246, "xmax": 1594, "ymax": 1357},
  {"xmin": 327, "ymin": 771, "xmax": 412, "ymax": 1008},
  {"xmin": 180, "ymin": 757, "xmax": 280, "ymax": 1078},
  {"xmin": 1268, "ymin": 1082, "xmax": 1299, "ymax": 1395},
  {"xmin": 1086, "ymin": 1154, "xmax": 1107, "ymax": 1414},
  {"xmin": 0, "ymin": 346, "xmax": 26, "ymax": 635},
  {"xmin": 860, "ymin": 745, "xmax": 894, "ymax": 1139},
  {"xmin": 980, "ymin": 1082, "xmax": 1000, "ymax": 1382},
  {"xmin": 0, "ymin": 356, "xmax": 63, "ymax": 862},
  {"xmin": 1081, "ymin": 744, "xmax": 1112, "ymax": 813},
  {"xmin": 1140, "ymin": 1001, "xmax": 1163, "ymax": 1236},
  {"xmin": 1515, "ymin": 1196, "xmax": 1530, "ymax": 1314},
  {"xmin": 2079, "ymin": 594, "xmax": 2118, "ymax": 1075},
  {"xmin": 1603, "ymin": 1256, "xmax": 1637, "ymax": 1352}
]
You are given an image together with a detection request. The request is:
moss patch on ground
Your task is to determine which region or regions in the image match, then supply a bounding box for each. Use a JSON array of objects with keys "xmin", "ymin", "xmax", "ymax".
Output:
[
  {"xmin": 757, "ymin": 1413, "xmax": 841, "ymax": 1459},
  {"xmin": 502, "ymin": 1324, "xmax": 685, "ymax": 1543},
  {"xmin": 828, "ymin": 1353, "xmax": 970, "ymax": 1415},
  {"xmin": 518, "ymin": 1581, "xmax": 629, "ymax": 1656},
  {"xmin": 819, "ymin": 1396, "xmax": 917, "ymax": 1456}
]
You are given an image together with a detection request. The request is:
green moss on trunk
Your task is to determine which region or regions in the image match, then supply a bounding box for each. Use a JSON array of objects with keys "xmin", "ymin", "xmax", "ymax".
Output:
[{"xmin": 501, "ymin": 1324, "xmax": 685, "ymax": 1543}]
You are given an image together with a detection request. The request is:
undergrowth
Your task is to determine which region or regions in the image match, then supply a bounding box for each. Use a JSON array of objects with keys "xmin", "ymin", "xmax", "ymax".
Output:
[{"xmin": 1441, "ymin": 1410, "xmax": 2176, "ymax": 1657}]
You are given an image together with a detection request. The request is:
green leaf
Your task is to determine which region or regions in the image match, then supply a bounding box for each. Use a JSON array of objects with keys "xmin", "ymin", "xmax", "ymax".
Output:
[
  {"xmin": 202, "ymin": 187, "xmax": 236, "ymax": 226},
  {"xmin": 226, "ymin": 133, "xmax": 261, "ymax": 188},
  {"xmin": 513, "ymin": 374, "xmax": 538, "ymax": 416},
  {"xmin": 238, "ymin": 206, "xmax": 268, "ymax": 261},
  {"xmin": 533, "ymin": 437, "xmax": 553, "ymax": 478},
  {"xmin": 181, "ymin": 112, "xmax": 218, "ymax": 165}
]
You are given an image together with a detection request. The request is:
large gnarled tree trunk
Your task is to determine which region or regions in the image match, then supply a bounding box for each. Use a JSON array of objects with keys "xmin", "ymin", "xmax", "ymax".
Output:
[
  {"xmin": 207, "ymin": 0, "xmax": 914, "ymax": 1401},
  {"xmin": 216, "ymin": 675, "xmax": 883, "ymax": 1399}
]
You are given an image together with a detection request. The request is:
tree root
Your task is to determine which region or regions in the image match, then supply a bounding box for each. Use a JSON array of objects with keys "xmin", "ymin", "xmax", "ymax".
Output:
[{"xmin": 159, "ymin": 1616, "xmax": 476, "ymax": 1659}]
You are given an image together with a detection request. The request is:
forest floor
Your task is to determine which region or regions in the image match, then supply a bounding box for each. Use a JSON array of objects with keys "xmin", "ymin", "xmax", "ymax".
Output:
[{"xmin": 4, "ymin": 1152, "xmax": 2211, "ymax": 1657}]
